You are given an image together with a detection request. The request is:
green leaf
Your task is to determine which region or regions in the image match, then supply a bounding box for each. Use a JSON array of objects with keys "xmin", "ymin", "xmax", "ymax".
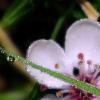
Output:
[
  {"xmin": 0, "ymin": 0, "xmax": 34, "ymax": 28},
  {"xmin": 0, "ymin": 47, "xmax": 100, "ymax": 96}
]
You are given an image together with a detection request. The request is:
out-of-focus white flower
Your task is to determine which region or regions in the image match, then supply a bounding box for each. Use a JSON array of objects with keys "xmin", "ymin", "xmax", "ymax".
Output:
[{"xmin": 26, "ymin": 19, "xmax": 100, "ymax": 100}]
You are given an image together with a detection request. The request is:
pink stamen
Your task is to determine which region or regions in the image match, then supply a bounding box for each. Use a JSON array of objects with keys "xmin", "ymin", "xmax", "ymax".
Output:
[
  {"xmin": 77, "ymin": 53, "xmax": 84, "ymax": 60},
  {"xmin": 40, "ymin": 84, "xmax": 48, "ymax": 92}
]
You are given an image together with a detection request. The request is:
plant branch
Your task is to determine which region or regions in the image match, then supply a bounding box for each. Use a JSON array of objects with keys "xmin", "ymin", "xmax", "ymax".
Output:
[
  {"xmin": 77, "ymin": 0, "xmax": 100, "ymax": 20},
  {"xmin": 0, "ymin": 47, "xmax": 100, "ymax": 96},
  {"xmin": 51, "ymin": 2, "xmax": 76, "ymax": 40},
  {"xmin": 0, "ymin": 27, "xmax": 25, "ymax": 70}
]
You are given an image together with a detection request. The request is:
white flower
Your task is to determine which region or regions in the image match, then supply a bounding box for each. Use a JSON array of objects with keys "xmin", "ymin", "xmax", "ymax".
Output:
[{"xmin": 26, "ymin": 19, "xmax": 100, "ymax": 100}]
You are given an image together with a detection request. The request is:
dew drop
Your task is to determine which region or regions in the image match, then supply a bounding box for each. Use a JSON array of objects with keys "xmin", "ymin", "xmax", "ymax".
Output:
[
  {"xmin": 0, "ymin": 49, "xmax": 5, "ymax": 54},
  {"xmin": 7, "ymin": 55, "xmax": 15, "ymax": 62},
  {"xmin": 23, "ymin": 60, "xmax": 29, "ymax": 64}
]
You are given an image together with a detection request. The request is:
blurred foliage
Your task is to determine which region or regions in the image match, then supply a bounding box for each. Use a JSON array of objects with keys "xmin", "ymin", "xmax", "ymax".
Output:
[
  {"xmin": 0, "ymin": 0, "xmax": 100, "ymax": 100},
  {"xmin": 91, "ymin": 0, "xmax": 100, "ymax": 11},
  {"xmin": 0, "ymin": 0, "xmax": 35, "ymax": 28}
]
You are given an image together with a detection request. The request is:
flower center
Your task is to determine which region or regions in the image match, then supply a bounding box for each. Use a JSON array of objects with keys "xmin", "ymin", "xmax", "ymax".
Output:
[
  {"xmin": 56, "ymin": 74, "xmax": 96, "ymax": 100},
  {"xmin": 69, "ymin": 75, "xmax": 96, "ymax": 100},
  {"xmin": 56, "ymin": 53, "xmax": 100, "ymax": 100}
]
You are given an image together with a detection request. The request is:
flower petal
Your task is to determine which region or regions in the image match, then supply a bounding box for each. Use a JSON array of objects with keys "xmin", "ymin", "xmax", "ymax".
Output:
[
  {"xmin": 96, "ymin": 96, "xmax": 100, "ymax": 100},
  {"xmin": 65, "ymin": 19, "xmax": 100, "ymax": 70},
  {"xmin": 26, "ymin": 39, "xmax": 73, "ymax": 89},
  {"xmin": 41, "ymin": 94, "xmax": 71, "ymax": 100},
  {"xmin": 96, "ymin": 78, "xmax": 100, "ymax": 88},
  {"xmin": 41, "ymin": 94, "xmax": 60, "ymax": 100}
]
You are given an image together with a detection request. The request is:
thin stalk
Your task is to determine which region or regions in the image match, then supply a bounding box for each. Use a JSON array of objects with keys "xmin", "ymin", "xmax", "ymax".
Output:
[
  {"xmin": 0, "ymin": 27, "xmax": 24, "ymax": 70},
  {"xmin": 77, "ymin": 0, "xmax": 100, "ymax": 20},
  {"xmin": 1, "ymin": 0, "xmax": 29, "ymax": 28},
  {"xmin": 28, "ymin": 83, "xmax": 39, "ymax": 100},
  {"xmin": 51, "ymin": 3, "xmax": 76, "ymax": 41},
  {"xmin": 1, "ymin": 9, "xmax": 30, "ymax": 28},
  {"xmin": 0, "ymin": 0, "xmax": 33, "ymax": 75},
  {"xmin": 51, "ymin": 15, "xmax": 66, "ymax": 40},
  {"xmin": 3, "ymin": 0, "xmax": 21, "ymax": 17}
]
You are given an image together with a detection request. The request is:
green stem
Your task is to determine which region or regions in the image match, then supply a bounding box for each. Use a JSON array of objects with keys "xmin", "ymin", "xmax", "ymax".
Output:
[
  {"xmin": 0, "ymin": 0, "xmax": 31, "ymax": 28},
  {"xmin": 0, "ymin": 47, "xmax": 100, "ymax": 96},
  {"xmin": 4, "ymin": 0, "xmax": 27, "ymax": 21},
  {"xmin": 28, "ymin": 83, "xmax": 39, "ymax": 100},
  {"xmin": 1, "ymin": 9, "xmax": 30, "ymax": 28},
  {"xmin": 51, "ymin": 3, "xmax": 76, "ymax": 41},
  {"xmin": 3, "ymin": 0, "xmax": 22, "ymax": 17},
  {"xmin": 51, "ymin": 15, "xmax": 66, "ymax": 40}
]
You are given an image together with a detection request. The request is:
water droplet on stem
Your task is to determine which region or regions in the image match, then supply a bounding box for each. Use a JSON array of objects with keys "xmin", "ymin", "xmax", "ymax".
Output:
[{"xmin": 7, "ymin": 55, "xmax": 15, "ymax": 62}]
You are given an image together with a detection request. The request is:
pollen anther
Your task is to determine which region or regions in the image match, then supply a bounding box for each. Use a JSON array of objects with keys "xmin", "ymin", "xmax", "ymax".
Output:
[
  {"xmin": 56, "ymin": 91, "xmax": 63, "ymax": 97},
  {"xmin": 77, "ymin": 53, "xmax": 84, "ymax": 60},
  {"xmin": 55, "ymin": 64, "xmax": 60, "ymax": 69},
  {"xmin": 87, "ymin": 60, "xmax": 92, "ymax": 65}
]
